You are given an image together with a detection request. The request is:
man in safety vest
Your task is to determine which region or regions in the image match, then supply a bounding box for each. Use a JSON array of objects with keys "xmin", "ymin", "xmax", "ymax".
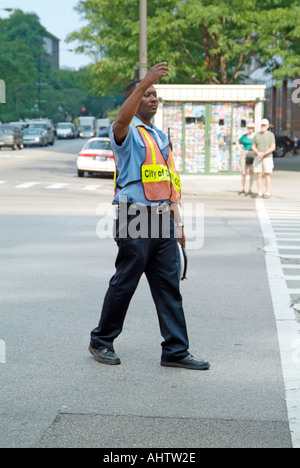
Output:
[{"xmin": 89, "ymin": 63, "xmax": 210, "ymax": 370}]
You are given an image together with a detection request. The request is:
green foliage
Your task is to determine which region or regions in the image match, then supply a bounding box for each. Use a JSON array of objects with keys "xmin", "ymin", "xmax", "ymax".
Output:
[
  {"xmin": 0, "ymin": 10, "xmax": 45, "ymax": 121},
  {"xmin": 67, "ymin": 0, "xmax": 300, "ymax": 93},
  {"xmin": 0, "ymin": 10, "xmax": 122, "ymax": 122}
]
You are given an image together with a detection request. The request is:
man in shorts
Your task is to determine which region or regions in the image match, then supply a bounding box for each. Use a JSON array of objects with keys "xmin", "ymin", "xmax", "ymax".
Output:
[{"xmin": 252, "ymin": 119, "xmax": 276, "ymax": 199}]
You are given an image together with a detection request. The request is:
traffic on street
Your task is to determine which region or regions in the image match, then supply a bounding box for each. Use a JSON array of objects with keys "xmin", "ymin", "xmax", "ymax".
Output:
[
  {"xmin": 0, "ymin": 138, "xmax": 299, "ymax": 448},
  {"xmin": 1, "ymin": 0, "xmax": 300, "ymax": 451}
]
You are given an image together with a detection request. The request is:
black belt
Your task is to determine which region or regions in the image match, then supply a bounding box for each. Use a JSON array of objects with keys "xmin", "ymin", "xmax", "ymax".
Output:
[{"xmin": 117, "ymin": 203, "xmax": 171, "ymax": 215}]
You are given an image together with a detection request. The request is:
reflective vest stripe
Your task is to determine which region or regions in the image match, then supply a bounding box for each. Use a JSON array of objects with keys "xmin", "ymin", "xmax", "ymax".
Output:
[
  {"xmin": 139, "ymin": 127, "xmax": 157, "ymax": 165},
  {"xmin": 170, "ymin": 170, "xmax": 181, "ymax": 192}
]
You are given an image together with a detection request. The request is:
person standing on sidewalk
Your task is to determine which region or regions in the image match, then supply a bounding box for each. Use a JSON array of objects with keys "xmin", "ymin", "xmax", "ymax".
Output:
[
  {"xmin": 89, "ymin": 62, "xmax": 210, "ymax": 371},
  {"xmin": 236, "ymin": 122, "xmax": 255, "ymax": 196},
  {"xmin": 252, "ymin": 119, "xmax": 276, "ymax": 199}
]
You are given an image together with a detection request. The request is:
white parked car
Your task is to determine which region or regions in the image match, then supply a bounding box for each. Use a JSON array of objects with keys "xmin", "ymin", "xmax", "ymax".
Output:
[{"xmin": 77, "ymin": 137, "xmax": 115, "ymax": 177}]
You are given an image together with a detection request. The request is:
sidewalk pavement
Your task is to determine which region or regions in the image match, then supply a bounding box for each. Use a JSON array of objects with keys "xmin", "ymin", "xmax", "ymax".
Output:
[{"xmin": 181, "ymin": 166, "xmax": 300, "ymax": 201}]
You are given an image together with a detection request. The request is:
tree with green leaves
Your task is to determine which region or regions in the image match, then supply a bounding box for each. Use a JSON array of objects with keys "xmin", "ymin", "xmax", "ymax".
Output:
[
  {"xmin": 0, "ymin": 10, "xmax": 46, "ymax": 121},
  {"xmin": 68, "ymin": 0, "xmax": 300, "ymax": 94},
  {"xmin": 0, "ymin": 10, "xmax": 122, "ymax": 122}
]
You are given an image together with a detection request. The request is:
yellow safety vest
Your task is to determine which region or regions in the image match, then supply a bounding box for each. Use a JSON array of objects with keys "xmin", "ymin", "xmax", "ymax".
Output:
[{"xmin": 138, "ymin": 126, "xmax": 181, "ymax": 203}]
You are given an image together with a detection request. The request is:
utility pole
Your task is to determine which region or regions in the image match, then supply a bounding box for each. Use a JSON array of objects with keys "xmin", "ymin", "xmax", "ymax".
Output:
[{"xmin": 139, "ymin": 0, "xmax": 148, "ymax": 79}]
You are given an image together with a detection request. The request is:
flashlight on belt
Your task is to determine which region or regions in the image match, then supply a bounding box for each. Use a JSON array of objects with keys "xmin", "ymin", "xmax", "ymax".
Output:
[{"xmin": 178, "ymin": 243, "xmax": 188, "ymax": 281}]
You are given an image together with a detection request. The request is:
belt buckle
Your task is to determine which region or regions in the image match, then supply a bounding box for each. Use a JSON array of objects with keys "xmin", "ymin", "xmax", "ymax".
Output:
[{"xmin": 156, "ymin": 204, "xmax": 169, "ymax": 215}]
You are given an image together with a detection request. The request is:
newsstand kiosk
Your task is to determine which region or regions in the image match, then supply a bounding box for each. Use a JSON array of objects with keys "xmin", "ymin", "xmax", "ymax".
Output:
[{"xmin": 154, "ymin": 84, "xmax": 266, "ymax": 175}]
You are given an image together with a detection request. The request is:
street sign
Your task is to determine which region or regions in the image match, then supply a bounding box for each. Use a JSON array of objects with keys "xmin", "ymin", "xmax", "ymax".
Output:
[{"xmin": 0, "ymin": 79, "xmax": 6, "ymax": 104}]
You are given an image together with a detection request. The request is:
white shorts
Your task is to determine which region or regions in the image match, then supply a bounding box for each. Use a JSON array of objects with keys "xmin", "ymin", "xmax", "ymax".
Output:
[{"xmin": 253, "ymin": 156, "xmax": 274, "ymax": 174}]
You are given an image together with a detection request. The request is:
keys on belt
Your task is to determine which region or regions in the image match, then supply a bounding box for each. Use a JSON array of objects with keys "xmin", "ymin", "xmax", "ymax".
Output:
[{"xmin": 156, "ymin": 204, "xmax": 170, "ymax": 215}]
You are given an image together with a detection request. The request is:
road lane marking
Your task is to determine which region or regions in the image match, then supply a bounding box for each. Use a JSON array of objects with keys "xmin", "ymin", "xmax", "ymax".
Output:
[
  {"xmin": 276, "ymin": 238, "xmax": 300, "ymax": 241},
  {"xmin": 0, "ymin": 144, "xmax": 72, "ymax": 165},
  {"xmin": 272, "ymin": 221, "xmax": 300, "ymax": 225},
  {"xmin": 45, "ymin": 183, "xmax": 68, "ymax": 190},
  {"xmin": 279, "ymin": 255, "xmax": 300, "ymax": 259},
  {"xmin": 257, "ymin": 199, "xmax": 300, "ymax": 449},
  {"xmin": 0, "ymin": 339, "xmax": 5, "ymax": 364},
  {"xmin": 16, "ymin": 182, "xmax": 40, "ymax": 189},
  {"xmin": 0, "ymin": 180, "xmax": 113, "ymax": 192},
  {"xmin": 83, "ymin": 185, "xmax": 102, "ymax": 191}
]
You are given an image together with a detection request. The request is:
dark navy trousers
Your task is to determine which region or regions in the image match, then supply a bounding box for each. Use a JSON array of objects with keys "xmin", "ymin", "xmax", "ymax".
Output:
[{"xmin": 90, "ymin": 206, "xmax": 190, "ymax": 362}]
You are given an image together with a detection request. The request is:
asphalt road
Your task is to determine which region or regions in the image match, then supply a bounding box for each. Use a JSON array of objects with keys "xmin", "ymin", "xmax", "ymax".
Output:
[{"xmin": 0, "ymin": 139, "xmax": 297, "ymax": 448}]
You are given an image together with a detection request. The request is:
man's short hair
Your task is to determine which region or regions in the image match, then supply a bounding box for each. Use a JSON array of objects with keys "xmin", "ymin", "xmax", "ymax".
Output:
[{"xmin": 125, "ymin": 80, "xmax": 141, "ymax": 99}]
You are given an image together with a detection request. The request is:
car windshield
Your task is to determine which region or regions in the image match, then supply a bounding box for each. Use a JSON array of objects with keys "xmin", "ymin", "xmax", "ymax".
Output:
[
  {"xmin": 85, "ymin": 140, "xmax": 112, "ymax": 150},
  {"xmin": 9, "ymin": 123, "xmax": 24, "ymax": 129},
  {"xmin": 24, "ymin": 129, "xmax": 41, "ymax": 135},
  {"xmin": 29, "ymin": 123, "xmax": 46, "ymax": 130},
  {"xmin": 0, "ymin": 126, "xmax": 13, "ymax": 134},
  {"xmin": 57, "ymin": 123, "xmax": 71, "ymax": 129}
]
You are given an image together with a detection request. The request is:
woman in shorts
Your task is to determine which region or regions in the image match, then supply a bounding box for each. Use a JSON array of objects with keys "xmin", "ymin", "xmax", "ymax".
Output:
[{"xmin": 236, "ymin": 122, "xmax": 256, "ymax": 195}]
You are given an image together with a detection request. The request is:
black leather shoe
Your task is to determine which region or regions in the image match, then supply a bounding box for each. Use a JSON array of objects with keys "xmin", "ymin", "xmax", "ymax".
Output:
[
  {"xmin": 89, "ymin": 346, "xmax": 121, "ymax": 365},
  {"xmin": 161, "ymin": 354, "xmax": 210, "ymax": 370}
]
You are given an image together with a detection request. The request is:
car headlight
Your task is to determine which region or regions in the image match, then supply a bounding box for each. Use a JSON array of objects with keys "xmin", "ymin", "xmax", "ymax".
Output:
[{"xmin": 35, "ymin": 137, "xmax": 40, "ymax": 142}]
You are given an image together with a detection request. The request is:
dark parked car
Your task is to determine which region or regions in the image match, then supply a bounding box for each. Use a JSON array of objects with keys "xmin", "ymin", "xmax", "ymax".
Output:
[
  {"xmin": 274, "ymin": 135, "xmax": 299, "ymax": 157},
  {"xmin": 0, "ymin": 124, "xmax": 24, "ymax": 150}
]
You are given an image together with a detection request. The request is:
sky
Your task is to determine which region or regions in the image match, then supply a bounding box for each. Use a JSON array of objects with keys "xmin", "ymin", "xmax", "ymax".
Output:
[{"xmin": 0, "ymin": 0, "xmax": 91, "ymax": 69}]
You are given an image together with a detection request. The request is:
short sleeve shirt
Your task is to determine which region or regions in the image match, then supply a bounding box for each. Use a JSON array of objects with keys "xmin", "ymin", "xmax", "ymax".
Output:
[
  {"xmin": 110, "ymin": 116, "xmax": 171, "ymax": 206},
  {"xmin": 253, "ymin": 131, "xmax": 276, "ymax": 158},
  {"xmin": 239, "ymin": 133, "xmax": 254, "ymax": 151}
]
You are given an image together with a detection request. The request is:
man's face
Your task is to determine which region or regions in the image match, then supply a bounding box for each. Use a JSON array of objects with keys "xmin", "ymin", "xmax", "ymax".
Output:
[
  {"xmin": 138, "ymin": 86, "xmax": 158, "ymax": 120},
  {"xmin": 261, "ymin": 124, "xmax": 269, "ymax": 133}
]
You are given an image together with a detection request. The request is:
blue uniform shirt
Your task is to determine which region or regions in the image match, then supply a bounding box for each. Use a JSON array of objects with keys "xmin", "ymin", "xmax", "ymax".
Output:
[{"xmin": 110, "ymin": 116, "xmax": 171, "ymax": 206}]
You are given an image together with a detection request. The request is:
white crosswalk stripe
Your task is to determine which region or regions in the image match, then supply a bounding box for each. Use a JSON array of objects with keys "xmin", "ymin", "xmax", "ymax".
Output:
[
  {"xmin": 16, "ymin": 182, "xmax": 40, "ymax": 189},
  {"xmin": 45, "ymin": 183, "xmax": 68, "ymax": 190},
  {"xmin": 0, "ymin": 180, "xmax": 109, "ymax": 191},
  {"xmin": 83, "ymin": 185, "xmax": 102, "ymax": 191},
  {"xmin": 263, "ymin": 200, "xmax": 300, "ymax": 300},
  {"xmin": 256, "ymin": 199, "xmax": 300, "ymax": 448}
]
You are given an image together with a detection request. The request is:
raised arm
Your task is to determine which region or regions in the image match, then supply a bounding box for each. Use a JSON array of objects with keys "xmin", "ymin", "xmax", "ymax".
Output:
[{"xmin": 113, "ymin": 63, "xmax": 170, "ymax": 145}]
